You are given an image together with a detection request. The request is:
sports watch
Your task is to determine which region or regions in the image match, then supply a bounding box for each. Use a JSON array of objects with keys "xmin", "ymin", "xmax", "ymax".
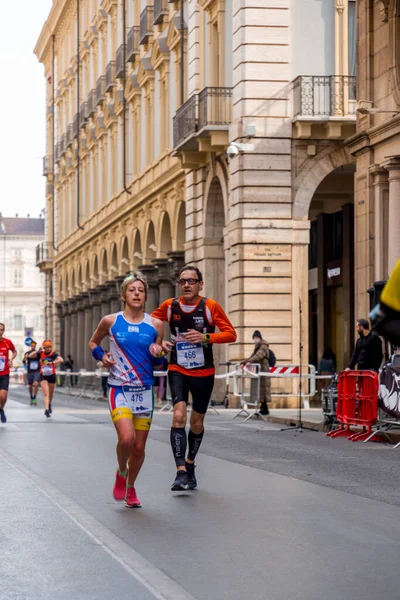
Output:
[{"xmin": 204, "ymin": 333, "xmax": 211, "ymax": 344}]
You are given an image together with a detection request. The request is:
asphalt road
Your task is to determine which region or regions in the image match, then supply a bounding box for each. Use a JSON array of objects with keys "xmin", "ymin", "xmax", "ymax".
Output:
[{"xmin": 1, "ymin": 386, "xmax": 400, "ymax": 600}]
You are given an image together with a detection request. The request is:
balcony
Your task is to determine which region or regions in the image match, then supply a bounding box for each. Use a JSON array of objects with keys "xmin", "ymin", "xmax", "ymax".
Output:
[
  {"xmin": 173, "ymin": 87, "xmax": 232, "ymax": 166},
  {"xmin": 88, "ymin": 89, "xmax": 96, "ymax": 116},
  {"xmin": 80, "ymin": 101, "xmax": 88, "ymax": 126},
  {"xmin": 127, "ymin": 26, "xmax": 140, "ymax": 61},
  {"xmin": 116, "ymin": 45, "xmax": 125, "ymax": 79},
  {"xmin": 61, "ymin": 133, "xmax": 67, "ymax": 155},
  {"xmin": 140, "ymin": 6, "xmax": 154, "ymax": 45},
  {"xmin": 36, "ymin": 242, "xmax": 53, "ymax": 271},
  {"xmin": 154, "ymin": 0, "xmax": 168, "ymax": 25},
  {"xmin": 173, "ymin": 94, "xmax": 198, "ymax": 149},
  {"xmin": 106, "ymin": 61, "xmax": 116, "ymax": 91},
  {"xmin": 292, "ymin": 75, "xmax": 357, "ymax": 139},
  {"xmin": 96, "ymin": 76, "xmax": 106, "ymax": 106},
  {"xmin": 55, "ymin": 142, "xmax": 61, "ymax": 163},
  {"xmin": 73, "ymin": 113, "xmax": 79, "ymax": 138},
  {"xmin": 67, "ymin": 123, "xmax": 73, "ymax": 146},
  {"xmin": 42, "ymin": 156, "xmax": 53, "ymax": 176}
]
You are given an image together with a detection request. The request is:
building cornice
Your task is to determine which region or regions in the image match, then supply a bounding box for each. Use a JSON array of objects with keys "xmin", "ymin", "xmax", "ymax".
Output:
[
  {"xmin": 347, "ymin": 113, "xmax": 400, "ymax": 156},
  {"xmin": 34, "ymin": 0, "xmax": 74, "ymax": 63}
]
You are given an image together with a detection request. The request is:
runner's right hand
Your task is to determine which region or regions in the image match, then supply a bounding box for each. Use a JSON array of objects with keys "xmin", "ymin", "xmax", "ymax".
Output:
[
  {"xmin": 162, "ymin": 341, "xmax": 173, "ymax": 354},
  {"xmin": 102, "ymin": 353, "xmax": 116, "ymax": 367}
]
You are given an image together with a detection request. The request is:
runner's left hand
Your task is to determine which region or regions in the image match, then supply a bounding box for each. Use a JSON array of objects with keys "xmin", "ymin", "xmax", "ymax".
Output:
[
  {"xmin": 184, "ymin": 329, "xmax": 206, "ymax": 343},
  {"xmin": 149, "ymin": 343, "xmax": 163, "ymax": 357}
]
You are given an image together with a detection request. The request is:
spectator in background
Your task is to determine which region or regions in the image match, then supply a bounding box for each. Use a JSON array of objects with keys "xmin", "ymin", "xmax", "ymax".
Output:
[
  {"xmin": 346, "ymin": 318, "xmax": 383, "ymax": 372},
  {"xmin": 64, "ymin": 354, "xmax": 75, "ymax": 387},
  {"xmin": 318, "ymin": 347, "xmax": 337, "ymax": 375},
  {"xmin": 241, "ymin": 330, "xmax": 271, "ymax": 416}
]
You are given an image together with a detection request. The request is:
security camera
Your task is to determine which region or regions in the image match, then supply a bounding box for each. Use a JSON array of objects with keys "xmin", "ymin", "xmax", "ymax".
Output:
[{"xmin": 227, "ymin": 143, "xmax": 240, "ymax": 160}]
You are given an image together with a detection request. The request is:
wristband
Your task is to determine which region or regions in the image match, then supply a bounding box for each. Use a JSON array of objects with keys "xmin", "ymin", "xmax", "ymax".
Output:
[
  {"xmin": 156, "ymin": 351, "xmax": 165, "ymax": 358},
  {"xmin": 204, "ymin": 334, "xmax": 211, "ymax": 343},
  {"xmin": 92, "ymin": 346, "xmax": 105, "ymax": 361}
]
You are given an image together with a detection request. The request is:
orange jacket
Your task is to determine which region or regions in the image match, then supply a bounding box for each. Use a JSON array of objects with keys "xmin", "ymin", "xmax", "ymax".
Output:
[{"xmin": 152, "ymin": 297, "xmax": 236, "ymax": 377}]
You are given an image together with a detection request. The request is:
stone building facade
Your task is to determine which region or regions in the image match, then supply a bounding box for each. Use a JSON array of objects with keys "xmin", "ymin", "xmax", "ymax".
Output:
[
  {"xmin": 35, "ymin": 0, "xmax": 359, "ymax": 403},
  {"xmin": 347, "ymin": 0, "xmax": 400, "ymax": 318}
]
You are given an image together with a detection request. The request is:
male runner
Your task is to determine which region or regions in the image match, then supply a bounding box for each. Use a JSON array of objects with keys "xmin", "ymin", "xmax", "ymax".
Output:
[
  {"xmin": 23, "ymin": 341, "xmax": 41, "ymax": 405},
  {"xmin": 0, "ymin": 323, "xmax": 17, "ymax": 423},
  {"xmin": 89, "ymin": 273, "xmax": 164, "ymax": 508},
  {"xmin": 152, "ymin": 265, "xmax": 237, "ymax": 491},
  {"xmin": 28, "ymin": 340, "xmax": 64, "ymax": 418}
]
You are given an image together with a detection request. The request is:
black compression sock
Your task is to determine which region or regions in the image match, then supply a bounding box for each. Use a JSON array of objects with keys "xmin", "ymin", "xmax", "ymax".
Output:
[
  {"xmin": 187, "ymin": 429, "xmax": 204, "ymax": 462},
  {"xmin": 170, "ymin": 427, "xmax": 187, "ymax": 467}
]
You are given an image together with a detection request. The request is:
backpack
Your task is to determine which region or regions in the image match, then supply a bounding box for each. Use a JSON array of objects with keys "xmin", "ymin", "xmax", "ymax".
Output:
[{"xmin": 268, "ymin": 349, "xmax": 277, "ymax": 368}]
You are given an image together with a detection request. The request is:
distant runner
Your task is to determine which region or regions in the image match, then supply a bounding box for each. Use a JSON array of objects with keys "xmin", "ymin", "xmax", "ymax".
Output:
[
  {"xmin": 0, "ymin": 323, "xmax": 17, "ymax": 424},
  {"xmin": 89, "ymin": 273, "xmax": 164, "ymax": 508},
  {"xmin": 152, "ymin": 265, "xmax": 237, "ymax": 491},
  {"xmin": 23, "ymin": 340, "xmax": 41, "ymax": 405},
  {"xmin": 28, "ymin": 340, "xmax": 64, "ymax": 418}
]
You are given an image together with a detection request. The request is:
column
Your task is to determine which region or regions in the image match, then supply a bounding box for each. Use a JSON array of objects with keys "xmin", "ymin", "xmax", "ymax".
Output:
[
  {"xmin": 56, "ymin": 303, "xmax": 65, "ymax": 358},
  {"xmin": 153, "ymin": 259, "xmax": 175, "ymax": 303},
  {"xmin": 107, "ymin": 280, "xmax": 122, "ymax": 313},
  {"xmin": 89, "ymin": 289, "xmax": 102, "ymax": 370},
  {"xmin": 69, "ymin": 300, "xmax": 79, "ymax": 372},
  {"xmin": 167, "ymin": 251, "xmax": 185, "ymax": 297},
  {"xmin": 64, "ymin": 304, "xmax": 72, "ymax": 358},
  {"xmin": 76, "ymin": 296, "xmax": 86, "ymax": 371},
  {"xmin": 370, "ymin": 166, "xmax": 389, "ymax": 282},
  {"xmin": 342, "ymin": 204, "xmax": 355, "ymax": 366},
  {"xmin": 83, "ymin": 295, "xmax": 93, "ymax": 370},
  {"xmin": 139, "ymin": 265, "xmax": 159, "ymax": 313},
  {"xmin": 383, "ymin": 159, "xmax": 400, "ymax": 275}
]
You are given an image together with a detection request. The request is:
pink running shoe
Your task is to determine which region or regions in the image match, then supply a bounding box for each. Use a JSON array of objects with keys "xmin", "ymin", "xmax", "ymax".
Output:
[
  {"xmin": 125, "ymin": 487, "xmax": 141, "ymax": 508},
  {"xmin": 113, "ymin": 470, "xmax": 127, "ymax": 501}
]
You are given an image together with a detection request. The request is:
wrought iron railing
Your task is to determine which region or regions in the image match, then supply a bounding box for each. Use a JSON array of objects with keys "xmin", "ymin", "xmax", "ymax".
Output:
[
  {"xmin": 105, "ymin": 61, "xmax": 116, "ymax": 91},
  {"xmin": 154, "ymin": 0, "xmax": 168, "ymax": 25},
  {"xmin": 80, "ymin": 101, "xmax": 88, "ymax": 126},
  {"xmin": 293, "ymin": 75, "xmax": 356, "ymax": 118},
  {"xmin": 67, "ymin": 123, "xmax": 73, "ymax": 146},
  {"xmin": 73, "ymin": 113, "xmax": 79, "ymax": 138},
  {"xmin": 61, "ymin": 134, "xmax": 67, "ymax": 155},
  {"xmin": 140, "ymin": 6, "xmax": 154, "ymax": 44},
  {"xmin": 198, "ymin": 87, "xmax": 233, "ymax": 130},
  {"xmin": 116, "ymin": 45, "xmax": 125, "ymax": 78},
  {"xmin": 36, "ymin": 242, "xmax": 52, "ymax": 266},
  {"xmin": 173, "ymin": 94, "xmax": 199, "ymax": 148},
  {"xmin": 96, "ymin": 76, "xmax": 106, "ymax": 105},
  {"xmin": 88, "ymin": 89, "xmax": 96, "ymax": 116},
  {"xmin": 42, "ymin": 156, "xmax": 53, "ymax": 176},
  {"xmin": 55, "ymin": 142, "xmax": 61, "ymax": 163},
  {"xmin": 127, "ymin": 26, "xmax": 140, "ymax": 61}
]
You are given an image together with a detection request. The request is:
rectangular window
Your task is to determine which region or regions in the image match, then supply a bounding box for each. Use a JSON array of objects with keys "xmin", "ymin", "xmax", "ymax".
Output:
[
  {"xmin": 13, "ymin": 315, "xmax": 23, "ymax": 330},
  {"xmin": 14, "ymin": 269, "xmax": 23, "ymax": 286},
  {"xmin": 348, "ymin": 1, "xmax": 356, "ymax": 77}
]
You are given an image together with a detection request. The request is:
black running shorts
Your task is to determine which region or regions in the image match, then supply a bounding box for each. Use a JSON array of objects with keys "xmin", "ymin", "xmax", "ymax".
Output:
[
  {"xmin": 168, "ymin": 371, "xmax": 215, "ymax": 415},
  {"xmin": 41, "ymin": 374, "xmax": 57, "ymax": 384},
  {"xmin": 0, "ymin": 375, "xmax": 10, "ymax": 391},
  {"xmin": 28, "ymin": 371, "xmax": 40, "ymax": 385}
]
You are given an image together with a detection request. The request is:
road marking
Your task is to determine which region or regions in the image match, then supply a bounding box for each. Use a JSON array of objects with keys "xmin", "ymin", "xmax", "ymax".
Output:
[{"xmin": 0, "ymin": 448, "xmax": 195, "ymax": 600}]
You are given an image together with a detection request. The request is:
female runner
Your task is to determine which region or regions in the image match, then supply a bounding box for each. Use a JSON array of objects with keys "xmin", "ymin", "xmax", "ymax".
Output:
[{"xmin": 89, "ymin": 273, "xmax": 164, "ymax": 507}]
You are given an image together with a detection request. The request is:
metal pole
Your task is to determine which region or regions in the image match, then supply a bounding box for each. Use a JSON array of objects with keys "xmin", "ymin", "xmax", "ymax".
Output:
[
  {"xmin": 122, "ymin": 0, "xmax": 130, "ymax": 194},
  {"xmin": 180, "ymin": 0, "xmax": 184, "ymax": 105},
  {"xmin": 76, "ymin": 0, "xmax": 83, "ymax": 230},
  {"xmin": 52, "ymin": 35, "xmax": 58, "ymax": 252}
]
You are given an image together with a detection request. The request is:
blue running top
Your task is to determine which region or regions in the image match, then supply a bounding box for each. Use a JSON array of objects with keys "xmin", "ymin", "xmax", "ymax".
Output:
[{"xmin": 107, "ymin": 312, "xmax": 157, "ymax": 387}]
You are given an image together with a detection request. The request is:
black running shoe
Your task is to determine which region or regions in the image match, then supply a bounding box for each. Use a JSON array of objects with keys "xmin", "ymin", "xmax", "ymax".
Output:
[
  {"xmin": 171, "ymin": 470, "xmax": 189, "ymax": 491},
  {"xmin": 49, "ymin": 403, "xmax": 52, "ymax": 415},
  {"xmin": 44, "ymin": 409, "xmax": 51, "ymax": 419},
  {"xmin": 185, "ymin": 462, "xmax": 197, "ymax": 490},
  {"xmin": 0, "ymin": 409, "xmax": 6, "ymax": 424}
]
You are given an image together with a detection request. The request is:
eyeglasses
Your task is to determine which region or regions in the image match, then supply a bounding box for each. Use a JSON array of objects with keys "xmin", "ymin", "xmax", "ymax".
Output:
[{"xmin": 179, "ymin": 278, "xmax": 200, "ymax": 286}]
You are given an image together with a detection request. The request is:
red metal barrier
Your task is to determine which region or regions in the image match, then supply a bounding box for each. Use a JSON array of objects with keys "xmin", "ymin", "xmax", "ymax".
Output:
[{"xmin": 327, "ymin": 370, "xmax": 379, "ymax": 441}]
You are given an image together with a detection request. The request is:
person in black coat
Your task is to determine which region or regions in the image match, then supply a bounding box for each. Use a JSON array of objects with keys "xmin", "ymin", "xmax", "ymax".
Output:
[{"xmin": 346, "ymin": 319, "xmax": 383, "ymax": 372}]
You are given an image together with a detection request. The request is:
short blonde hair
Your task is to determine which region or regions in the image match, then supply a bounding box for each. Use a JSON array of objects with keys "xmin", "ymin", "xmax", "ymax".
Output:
[{"xmin": 120, "ymin": 272, "xmax": 148, "ymax": 299}]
